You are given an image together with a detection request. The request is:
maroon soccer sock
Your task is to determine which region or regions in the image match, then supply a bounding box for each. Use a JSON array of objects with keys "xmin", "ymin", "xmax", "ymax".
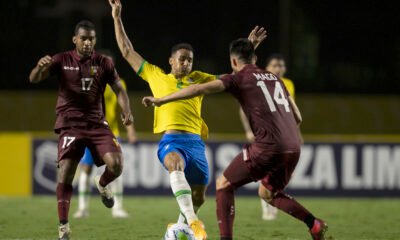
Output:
[
  {"xmin": 269, "ymin": 191, "xmax": 315, "ymax": 229},
  {"xmin": 99, "ymin": 167, "xmax": 118, "ymax": 187},
  {"xmin": 216, "ymin": 186, "xmax": 235, "ymax": 240},
  {"xmin": 56, "ymin": 183, "xmax": 73, "ymax": 224}
]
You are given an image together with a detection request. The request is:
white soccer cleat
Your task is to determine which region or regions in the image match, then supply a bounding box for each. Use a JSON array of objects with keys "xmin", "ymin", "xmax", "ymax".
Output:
[
  {"xmin": 58, "ymin": 223, "xmax": 71, "ymax": 240},
  {"xmin": 94, "ymin": 176, "xmax": 115, "ymax": 208},
  {"xmin": 73, "ymin": 209, "xmax": 89, "ymax": 218},
  {"xmin": 112, "ymin": 208, "xmax": 129, "ymax": 218}
]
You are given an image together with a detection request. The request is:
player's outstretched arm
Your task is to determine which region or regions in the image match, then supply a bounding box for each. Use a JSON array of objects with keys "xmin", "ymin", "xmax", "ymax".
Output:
[
  {"xmin": 111, "ymin": 81, "xmax": 134, "ymax": 126},
  {"xmin": 108, "ymin": 0, "xmax": 144, "ymax": 73},
  {"xmin": 289, "ymin": 96, "xmax": 302, "ymax": 125},
  {"xmin": 247, "ymin": 26, "xmax": 267, "ymax": 50},
  {"xmin": 142, "ymin": 80, "xmax": 226, "ymax": 107},
  {"xmin": 29, "ymin": 55, "xmax": 52, "ymax": 83}
]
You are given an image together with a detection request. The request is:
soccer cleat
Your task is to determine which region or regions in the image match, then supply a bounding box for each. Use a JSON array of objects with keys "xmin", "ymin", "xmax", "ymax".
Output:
[
  {"xmin": 190, "ymin": 220, "xmax": 207, "ymax": 240},
  {"xmin": 94, "ymin": 176, "xmax": 115, "ymax": 208},
  {"xmin": 73, "ymin": 209, "xmax": 89, "ymax": 218},
  {"xmin": 112, "ymin": 208, "xmax": 129, "ymax": 218},
  {"xmin": 309, "ymin": 218, "xmax": 328, "ymax": 240},
  {"xmin": 58, "ymin": 223, "xmax": 71, "ymax": 240}
]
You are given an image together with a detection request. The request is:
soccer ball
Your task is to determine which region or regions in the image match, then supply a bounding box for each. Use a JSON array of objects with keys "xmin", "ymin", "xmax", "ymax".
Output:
[{"xmin": 163, "ymin": 223, "xmax": 195, "ymax": 240}]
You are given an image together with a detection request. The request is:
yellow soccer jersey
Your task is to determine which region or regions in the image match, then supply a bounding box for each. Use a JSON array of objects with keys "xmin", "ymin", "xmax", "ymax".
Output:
[
  {"xmin": 282, "ymin": 77, "xmax": 295, "ymax": 99},
  {"xmin": 104, "ymin": 79, "xmax": 127, "ymax": 137},
  {"xmin": 137, "ymin": 61, "xmax": 216, "ymax": 138}
]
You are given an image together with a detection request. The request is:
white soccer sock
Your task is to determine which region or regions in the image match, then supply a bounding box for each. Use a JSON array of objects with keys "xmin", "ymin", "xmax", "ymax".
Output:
[
  {"xmin": 170, "ymin": 171, "xmax": 197, "ymax": 224},
  {"xmin": 112, "ymin": 176, "xmax": 124, "ymax": 210},
  {"xmin": 78, "ymin": 171, "xmax": 90, "ymax": 210},
  {"xmin": 177, "ymin": 213, "xmax": 186, "ymax": 224},
  {"xmin": 261, "ymin": 198, "xmax": 269, "ymax": 214},
  {"xmin": 177, "ymin": 205, "xmax": 200, "ymax": 223}
]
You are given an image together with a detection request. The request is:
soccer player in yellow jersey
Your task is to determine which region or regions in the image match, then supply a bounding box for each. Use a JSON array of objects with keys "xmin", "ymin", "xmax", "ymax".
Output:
[
  {"xmin": 239, "ymin": 54, "xmax": 295, "ymax": 221},
  {"xmin": 108, "ymin": 1, "xmax": 266, "ymax": 238},
  {"xmin": 74, "ymin": 55, "xmax": 137, "ymax": 218}
]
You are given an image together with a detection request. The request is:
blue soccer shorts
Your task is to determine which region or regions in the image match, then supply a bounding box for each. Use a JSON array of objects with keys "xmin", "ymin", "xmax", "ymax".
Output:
[{"xmin": 157, "ymin": 133, "xmax": 209, "ymax": 185}]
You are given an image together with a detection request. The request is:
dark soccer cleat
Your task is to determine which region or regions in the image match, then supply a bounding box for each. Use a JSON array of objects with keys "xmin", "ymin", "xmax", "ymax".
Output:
[
  {"xmin": 309, "ymin": 218, "xmax": 328, "ymax": 240},
  {"xmin": 94, "ymin": 176, "xmax": 115, "ymax": 208}
]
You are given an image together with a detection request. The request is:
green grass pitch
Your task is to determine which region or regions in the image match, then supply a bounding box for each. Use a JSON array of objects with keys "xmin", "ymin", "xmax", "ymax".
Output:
[{"xmin": 0, "ymin": 196, "xmax": 399, "ymax": 239}]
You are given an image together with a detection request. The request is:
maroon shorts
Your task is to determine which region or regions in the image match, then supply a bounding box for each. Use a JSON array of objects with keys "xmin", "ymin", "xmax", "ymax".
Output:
[
  {"xmin": 223, "ymin": 144, "xmax": 300, "ymax": 192},
  {"xmin": 57, "ymin": 125, "xmax": 121, "ymax": 166}
]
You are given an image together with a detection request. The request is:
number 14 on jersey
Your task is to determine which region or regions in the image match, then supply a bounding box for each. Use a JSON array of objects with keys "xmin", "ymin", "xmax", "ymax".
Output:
[{"xmin": 257, "ymin": 81, "xmax": 290, "ymax": 112}]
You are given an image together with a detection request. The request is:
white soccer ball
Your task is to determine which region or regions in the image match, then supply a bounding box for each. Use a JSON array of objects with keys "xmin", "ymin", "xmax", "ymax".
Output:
[{"xmin": 163, "ymin": 223, "xmax": 195, "ymax": 240}]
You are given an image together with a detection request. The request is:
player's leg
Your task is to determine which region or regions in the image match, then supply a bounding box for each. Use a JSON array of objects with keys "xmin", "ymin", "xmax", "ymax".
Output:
[
  {"xmin": 216, "ymin": 152, "xmax": 254, "ymax": 240},
  {"xmin": 111, "ymin": 174, "xmax": 129, "ymax": 218},
  {"xmin": 158, "ymin": 134, "xmax": 207, "ymax": 239},
  {"xmin": 164, "ymin": 152, "xmax": 208, "ymax": 240},
  {"xmin": 176, "ymin": 184, "xmax": 207, "ymax": 224},
  {"xmin": 56, "ymin": 128, "xmax": 85, "ymax": 240},
  {"xmin": 259, "ymin": 185, "xmax": 327, "ymax": 239},
  {"xmin": 57, "ymin": 158, "xmax": 79, "ymax": 240},
  {"xmin": 178, "ymin": 141, "xmax": 209, "ymax": 224},
  {"xmin": 164, "ymin": 151, "xmax": 198, "ymax": 224},
  {"xmin": 259, "ymin": 152, "xmax": 328, "ymax": 239},
  {"xmin": 111, "ymin": 137, "xmax": 128, "ymax": 218},
  {"xmin": 258, "ymin": 183, "xmax": 278, "ymax": 220},
  {"xmin": 89, "ymin": 126, "xmax": 123, "ymax": 208},
  {"xmin": 74, "ymin": 148, "xmax": 94, "ymax": 218},
  {"xmin": 95, "ymin": 151, "xmax": 123, "ymax": 208}
]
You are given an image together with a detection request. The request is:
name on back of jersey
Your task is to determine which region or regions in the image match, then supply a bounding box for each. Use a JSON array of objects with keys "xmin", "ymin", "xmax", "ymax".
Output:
[{"xmin": 253, "ymin": 73, "xmax": 278, "ymax": 81}]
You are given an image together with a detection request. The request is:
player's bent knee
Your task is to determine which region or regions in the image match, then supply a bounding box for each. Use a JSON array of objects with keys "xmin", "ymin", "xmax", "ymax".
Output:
[
  {"xmin": 164, "ymin": 152, "xmax": 184, "ymax": 172},
  {"xmin": 216, "ymin": 175, "xmax": 231, "ymax": 191},
  {"xmin": 192, "ymin": 191, "xmax": 206, "ymax": 206},
  {"xmin": 104, "ymin": 152, "xmax": 123, "ymax": 176}
]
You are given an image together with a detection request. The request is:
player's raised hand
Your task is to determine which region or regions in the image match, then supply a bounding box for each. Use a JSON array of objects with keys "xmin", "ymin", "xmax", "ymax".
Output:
[
  {"xmin": 37, "ymin": 55, "xmax": 52, "ymax": 71},
  {"xmin": 248, "ymin": 26, "xmax": 267, "ymax": 49},
  {"xmin": 142, "ymin": 96, "xmax": 160, "ymax": 107},
  {"xmin": 121, "ymin": 112, "xmax": 134, "ymax": 126},
  {"xmin": 108, "ymin": 0, "xmax": 122, "ymax": 19}
]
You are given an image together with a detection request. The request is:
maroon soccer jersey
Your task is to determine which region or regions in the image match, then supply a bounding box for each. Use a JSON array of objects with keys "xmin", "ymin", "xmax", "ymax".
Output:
[
  {"xmin": 49, "ymin": 50, "xmax": 119, "ymax": 132},
  {"xmin": 220, "ymin": 64, "xmax": 300, "ymax": 152}
]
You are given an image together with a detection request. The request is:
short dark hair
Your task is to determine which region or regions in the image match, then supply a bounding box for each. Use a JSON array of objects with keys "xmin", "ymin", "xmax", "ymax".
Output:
[
  {"xmin": 171, "ymin": 43, "xmax": 193, "ymax": 56},
  {"xmin": 265, "ymin": 54, "xmax": 285, "ymax": 67},
  {"xmin": 74, "ymin": 20, "xmax": 96, "ymax": 35},
  {"xmin": 229, "ymin": 38, "xmax": 255, "ymax": 64}
]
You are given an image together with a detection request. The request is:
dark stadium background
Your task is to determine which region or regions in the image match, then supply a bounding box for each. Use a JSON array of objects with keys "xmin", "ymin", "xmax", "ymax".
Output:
[{"xmin": 1, "ymin": 0, "xmax": 399, "ymax": 93}]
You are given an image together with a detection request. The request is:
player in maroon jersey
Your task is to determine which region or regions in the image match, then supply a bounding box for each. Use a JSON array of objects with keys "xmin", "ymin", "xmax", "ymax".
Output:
[
  {"xmin": 142, "ymin": 38, "xmax": 328, "ymax": 240},
  {"xmin": 29, "ymin": 20, "xmax": 133, "ymax": 240}
]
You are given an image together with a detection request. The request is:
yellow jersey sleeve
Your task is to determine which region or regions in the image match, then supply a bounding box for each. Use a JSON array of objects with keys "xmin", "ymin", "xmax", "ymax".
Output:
[
  {"xmin": 137, "ymin": 61, "xmax": 166, "ymax": 85},
  {"xmin": 282, "ymin": 77, "xmax": 295, "ymax": 100}
]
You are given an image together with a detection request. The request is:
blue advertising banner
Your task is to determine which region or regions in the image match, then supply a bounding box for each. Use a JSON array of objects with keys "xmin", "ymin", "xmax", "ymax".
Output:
[{"xmin": 32, "ymin": 139, "xmax": 400, "ymax": 197}]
